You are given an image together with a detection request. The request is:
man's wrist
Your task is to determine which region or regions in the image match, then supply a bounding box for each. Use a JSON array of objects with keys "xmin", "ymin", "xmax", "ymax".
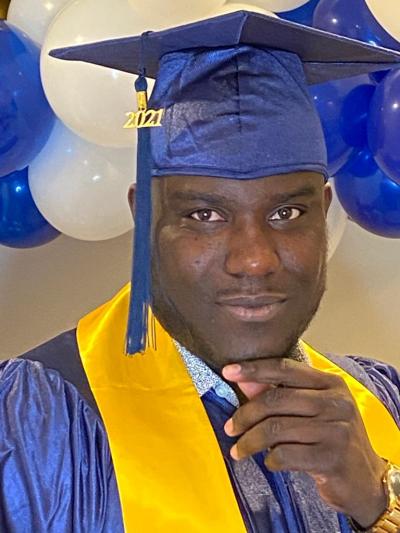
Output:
[
  {"xmin": 347, "ymin": 458, "xmax": 388, "ymax": 530},
  {"xmin": 348, "ymin": 489, "xmax": 387, "ymax": 531},
  {"xmin": 348, "ymin": 461, "xmax": 400, "ymax": 532}
]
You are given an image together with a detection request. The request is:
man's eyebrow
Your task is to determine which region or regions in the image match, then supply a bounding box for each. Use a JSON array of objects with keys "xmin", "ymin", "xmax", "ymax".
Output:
[
  {"xmin": 169, "ymin": 191, "xmax": 230, "ymax": 204},
  {"xmin": 170, "ymin": 186, "xmax": 318, "ymax": 205},
  {"xmin": 269, "ymin": 185, "xmax": 318, "ymax": 204}
]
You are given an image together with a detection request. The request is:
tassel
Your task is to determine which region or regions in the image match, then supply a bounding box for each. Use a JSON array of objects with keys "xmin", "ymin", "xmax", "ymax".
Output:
[{"xmin": 126, "ymin": 74, "xmax": 153, "ymax": 355}]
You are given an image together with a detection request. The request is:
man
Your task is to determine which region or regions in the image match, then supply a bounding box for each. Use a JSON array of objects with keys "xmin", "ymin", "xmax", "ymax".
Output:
[{"xmin": 1, "ymin": 11, "xmax": 399, "ymax": 533}]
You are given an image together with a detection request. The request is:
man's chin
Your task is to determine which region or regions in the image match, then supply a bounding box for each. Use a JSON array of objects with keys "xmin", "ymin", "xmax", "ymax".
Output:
[{"xmin": 196, "ymin": 335, "xmax": 301, "ymax": 369}]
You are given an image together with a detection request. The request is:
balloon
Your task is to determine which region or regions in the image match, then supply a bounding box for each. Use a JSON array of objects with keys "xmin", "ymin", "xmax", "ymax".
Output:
[
  {"xmin": 0, "ymin": 0, "xmax": 10, "ymax": 19},
  {"xmin": 224, "ymin": 0, "xmax": 311, "ymax": 12},
  {"xmin": 7, "ymin": 0, "xmax": 71, "ymax": 45},
  {"xmin": 335, "ymin": 148, "xmax": 400, "ymax": 238},
  {"xmin": 310, "ymin": 75, "xmax": 375, "ymax": 175},
  {"xmin": 365, "ymin": 0, "xmax": 400, "ymax": 43},
  {"xmin": 369, "ymin": 70, "xmax": 390, "ymax": 85},
  {"xmin": 279, "ymin": 0, "xmax": 320, "ymax": 26},
  {"xmin": 0, "ymin": 168, "xmax": 59, "ymax": 248},
  {"xmin": 211, "ymin": 3, "xmax": 278, "ymax": 16},
  {"xmin": 340, "ymin": 83, "xmax": 376, "ymax": 148},
  {"xmin": 40, "ymin": 0, "xmax": 158, "ymax": 148},
  {"xmin": 128, "ymin": 0, "xmax": 224, "ymax": 24},
  {"xmin": 0, "ymin": 21, "xmax": 55, "ymax": 178},
  {"xmin": 29, "ymin": 121, "xmax": 135, "ymax": 242},
  {"xmin": 313, "ymin": 0, "xmax": 400, "ymax": 52},
  {"xmin": 327, "ymin": 179, "xmax": 348, "ymax": 260},
  {"xmin": 368, "ymin": 69, "xmax": 400, "ymax": 186}
]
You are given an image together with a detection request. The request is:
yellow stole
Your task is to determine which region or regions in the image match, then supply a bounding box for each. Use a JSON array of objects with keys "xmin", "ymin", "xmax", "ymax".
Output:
[{"xmin": 77, "ymin": 284, "xmax": 400, "ymax": 532}]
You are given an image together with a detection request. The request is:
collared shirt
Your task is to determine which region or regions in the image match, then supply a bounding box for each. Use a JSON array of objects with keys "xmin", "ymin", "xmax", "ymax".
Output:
[{"xmin": 175, "ymin": 340, "xmax": 240, "ymax": 407}]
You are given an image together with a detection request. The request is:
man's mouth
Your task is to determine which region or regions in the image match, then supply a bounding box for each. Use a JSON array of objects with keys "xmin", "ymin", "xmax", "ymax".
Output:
[{"xmin": 216, "ymin": 294, "xmax": 287, "ymax": 323}]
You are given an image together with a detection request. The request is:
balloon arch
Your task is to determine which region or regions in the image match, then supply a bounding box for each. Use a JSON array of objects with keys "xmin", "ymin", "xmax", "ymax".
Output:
[{"xmin": 0, "ymin": 0, "xmax": 400, "ymax": 249}]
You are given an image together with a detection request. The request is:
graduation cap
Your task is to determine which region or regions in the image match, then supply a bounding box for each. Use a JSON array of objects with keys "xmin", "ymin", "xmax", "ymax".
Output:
[{"xmin": 50, "ymin": 11, "xmax": 400, "ymax": 355}]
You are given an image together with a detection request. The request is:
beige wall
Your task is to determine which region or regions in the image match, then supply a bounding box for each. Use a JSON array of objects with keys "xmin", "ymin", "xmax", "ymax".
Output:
[
  {"xmin": 0, "ymin": 231, "xmax": 132, "ymax": 359},
  {"xmin": 305, "ymin": 222, "xmax": 400, "ymax": 367},
  {"xmin": 1, "ymin": 221, "xmax": 399, "ymax": 367}
]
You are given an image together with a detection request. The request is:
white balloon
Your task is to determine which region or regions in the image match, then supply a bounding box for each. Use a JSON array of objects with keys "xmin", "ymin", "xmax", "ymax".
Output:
[
  {"xmin": 40, "ymin": 0, "xmax": 227, "ymax": 148},
  {"xmin": 224, "ymin": 0, "xmax": 310, "ymax": 13},
  {"xmin": 365, "ymin": 0, "xmax": 400, "ymax": 42},
  {"xmin": 29, "ymin": 121, "xmax": 135, "ymax": 241},
  {"xmin": 41, "ymin": 0, "xmax": 156, "ymax": 148},
  {"xmin": 128, "ymin": 0, "xmax": 225, "ymax": 27},
  {"xmin": 211, "ymin": 3, "xmax": 278, "ymax": 16},
  {"xmin": 7, "ymin": 0, "xmax": 71, "ymax": 45},
  {"xmin": 327, "ymin": 180, "xmax": 348, "ymax": 261}
]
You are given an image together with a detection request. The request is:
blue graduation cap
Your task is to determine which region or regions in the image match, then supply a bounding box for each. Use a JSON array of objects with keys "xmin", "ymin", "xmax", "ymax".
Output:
[{"xmin": 50, "ymin": 11, "xmax": 400, "ymax": 355}]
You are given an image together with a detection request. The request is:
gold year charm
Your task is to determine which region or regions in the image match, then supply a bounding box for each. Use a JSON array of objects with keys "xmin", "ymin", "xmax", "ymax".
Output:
[
  {"xmin": 123, "ymin": 108, "xmax": 164, "ymax": 129},
  {"xmin": 123, "ymin": 88, "xmax": 164, "ymax": 129}
]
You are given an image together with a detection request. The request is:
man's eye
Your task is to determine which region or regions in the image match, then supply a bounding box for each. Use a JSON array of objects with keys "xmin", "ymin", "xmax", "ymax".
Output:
[
  {"xmin": 269, "ymin": 207, "xmax": 303, "ymax": 221},
  {"xmin": 189, "ymin": 209, "xmax": 225, "ymax": 222}
]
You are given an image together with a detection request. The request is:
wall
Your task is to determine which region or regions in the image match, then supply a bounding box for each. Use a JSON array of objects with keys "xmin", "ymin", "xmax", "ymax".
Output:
[
  {"xmin": 0, "ymin": 221, "xmax": 399, "ymax": 367},
  {"xmin": 305, "ymin": 222, "xmax": 400, "ymax": 367},
  {"xmin": 0, "ymin": 231, "xmax": 132, "ymax": 358}
]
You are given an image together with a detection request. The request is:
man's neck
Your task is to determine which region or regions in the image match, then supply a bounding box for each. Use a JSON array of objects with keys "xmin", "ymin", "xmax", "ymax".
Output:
[{"xmin": 174, "ymin": 339, "xmax": 309, "ymax": 405}]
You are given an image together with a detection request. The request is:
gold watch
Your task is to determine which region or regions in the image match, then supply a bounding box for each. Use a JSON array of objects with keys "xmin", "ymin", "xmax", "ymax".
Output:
[{"xmin": 371, "ymin": 462, "xmax": 400, "ymax": 533}]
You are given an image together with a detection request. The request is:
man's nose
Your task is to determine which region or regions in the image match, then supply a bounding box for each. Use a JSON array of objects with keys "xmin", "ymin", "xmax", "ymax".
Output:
[{"xmin": 224, "ymin": 221, "xmax": 280, "ymax": 278}]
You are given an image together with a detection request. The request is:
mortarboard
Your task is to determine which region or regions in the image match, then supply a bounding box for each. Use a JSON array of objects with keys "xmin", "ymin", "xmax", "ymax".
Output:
[{"xmin": 50, "ymin": 11, "xmax": 400, "ymax": 354}]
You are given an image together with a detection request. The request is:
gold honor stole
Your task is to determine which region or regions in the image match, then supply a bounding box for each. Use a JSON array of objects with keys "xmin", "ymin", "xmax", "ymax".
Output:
[{"xmin": 77, "ymin": 284, "xmax": 400, "ymax": 532}]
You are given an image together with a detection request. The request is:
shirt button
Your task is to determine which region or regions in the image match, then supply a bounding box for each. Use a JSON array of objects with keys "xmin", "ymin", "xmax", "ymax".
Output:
[{"xmin": 214, "ymin": 383, "xmax": 228, "ymax": 399}]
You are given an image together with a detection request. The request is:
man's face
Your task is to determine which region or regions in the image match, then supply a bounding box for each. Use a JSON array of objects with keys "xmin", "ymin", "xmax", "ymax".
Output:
[{"xmin": 147, "ymin": 171, "xmax": 331, "ymax": 368}]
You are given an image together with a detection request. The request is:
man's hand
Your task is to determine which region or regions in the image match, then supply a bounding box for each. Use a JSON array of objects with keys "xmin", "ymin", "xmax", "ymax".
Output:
[{"xmin": 222, "ymin": 358, "xmax": 388, "ymax": 529}]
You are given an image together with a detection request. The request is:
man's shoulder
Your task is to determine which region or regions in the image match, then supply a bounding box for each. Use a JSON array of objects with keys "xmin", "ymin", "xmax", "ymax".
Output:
[
  {"xmin": 329, "ymin": 352, "xmax": 399, "ymax": 391},
  {"xmin": 0, "ymin": 354, "xmax": 102, "ymax": 444},
  {"xmin": 20, "ymin": 328, "xmax": 78, "ymax": 365},
  {"xmin": 0, "ymin": 339, "xmax": 123, "ymax": 533},
  {"xmin": 327, "ymin": 352, "xmax": 400, "ymax": 426},
  {"xmin": 11, "ymin": 329, "xmax": 99, "ymax": 416}
]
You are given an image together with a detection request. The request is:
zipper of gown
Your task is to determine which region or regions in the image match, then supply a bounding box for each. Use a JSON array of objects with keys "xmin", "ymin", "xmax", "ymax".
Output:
[
  {"xmin": 278, "ymin": 471, "xmax": 306, "ymax": 533},
  {"xmin": 224, "ymin": 457, "xmax": 258, "ymax": 533},
  {"xmin": 207, "ymin": 393, "xmax": 258, "ymax": 533},
  {"xmin": 254, "ymin": 455, "xmax": 302, "ymax": 533}
]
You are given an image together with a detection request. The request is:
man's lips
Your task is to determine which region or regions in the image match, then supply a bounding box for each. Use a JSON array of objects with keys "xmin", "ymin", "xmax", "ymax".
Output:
[{"xmin": 216, "ymin": 294, "xmax": 287, "ymax": 323}]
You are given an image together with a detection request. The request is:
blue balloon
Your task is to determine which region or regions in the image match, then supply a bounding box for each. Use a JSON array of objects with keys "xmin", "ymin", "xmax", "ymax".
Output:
[
  {"xmin": 340, "ymin": 83, "xmax": 376, "ymax": 148},
  {"xmin": 335, "ymin": 148, "xmax": 400, "ymax": 238},
  {"xmin": 0, "ymin": 168, "xmax": 60, "ymax": 248},
  {"xmin": 313, "ymin": 0, "xmax": 400, "ymax": 51},
  {"xmin": 368, "ymin": 69, "xmax": 400, "ymax": 186},
  {"xmin": 279, "ymin": 0, "xmax": 320, "ymax": 26},
  {"xmin": 369, "ymin": 70, "xmax": 390, "ymax": 85},
  {"xmin": 310, "ymin": 75, "xmax": 375, "ymax": 175},
  {"xmin": 0, "ymin": 21, "xmax": 55, "ymax": 178}
]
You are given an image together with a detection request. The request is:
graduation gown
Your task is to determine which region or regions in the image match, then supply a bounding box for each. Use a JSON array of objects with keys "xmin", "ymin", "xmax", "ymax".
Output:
[{"xmin": 1, "ymin": 285, "xmax": 399, "ymax": 532}]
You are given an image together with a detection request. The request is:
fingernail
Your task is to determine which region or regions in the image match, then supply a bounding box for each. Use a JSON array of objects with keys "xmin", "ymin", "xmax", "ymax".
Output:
[
  {"xmin": 230, "ymin": 445, "xmax": 239, "ymax": 460},
  {"xmin": 223, "ymin": 364, "xmax": 242, "ymax": 378},
  {"xmin": 224, "ymin": 418, "xmax": 234, "ymax": 435}
]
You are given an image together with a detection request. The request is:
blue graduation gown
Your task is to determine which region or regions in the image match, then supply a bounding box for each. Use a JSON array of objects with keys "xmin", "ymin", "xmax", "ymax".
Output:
[{"xmin": 0, "ymin": 329, "xmax": 398, "ymax": 532}]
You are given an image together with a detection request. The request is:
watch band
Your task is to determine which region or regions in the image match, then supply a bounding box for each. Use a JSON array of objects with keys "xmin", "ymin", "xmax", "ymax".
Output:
[{"xmin": 371, "ymin": 462, "xmax": 400, "ymax": 532}]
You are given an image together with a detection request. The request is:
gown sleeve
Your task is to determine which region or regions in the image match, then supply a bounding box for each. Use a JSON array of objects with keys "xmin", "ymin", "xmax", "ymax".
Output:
[{"xmin": 0, "ymin": 358, "xmax": 124, "ymax": 533}]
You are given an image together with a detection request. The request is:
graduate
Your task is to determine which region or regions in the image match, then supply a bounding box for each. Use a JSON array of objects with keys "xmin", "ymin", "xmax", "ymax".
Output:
[{"xmin": 1, "ymin": 11, "xmax": 400, "ymax": 533}]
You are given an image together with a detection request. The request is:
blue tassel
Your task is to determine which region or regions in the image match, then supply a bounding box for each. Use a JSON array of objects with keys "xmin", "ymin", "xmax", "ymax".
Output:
[{"xmin": 126, "ymin": 75, "xmax": 153, "ymax": 355}]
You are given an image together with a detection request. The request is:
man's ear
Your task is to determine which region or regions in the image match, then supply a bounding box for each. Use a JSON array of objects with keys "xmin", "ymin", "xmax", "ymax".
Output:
[
  {"xmin": 323, "ymin": 181, "xmax": 333, "ymax": 217},
  {"xmin": 128, "ymin": 183, "xmax": 136, "ymax": 219}
]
